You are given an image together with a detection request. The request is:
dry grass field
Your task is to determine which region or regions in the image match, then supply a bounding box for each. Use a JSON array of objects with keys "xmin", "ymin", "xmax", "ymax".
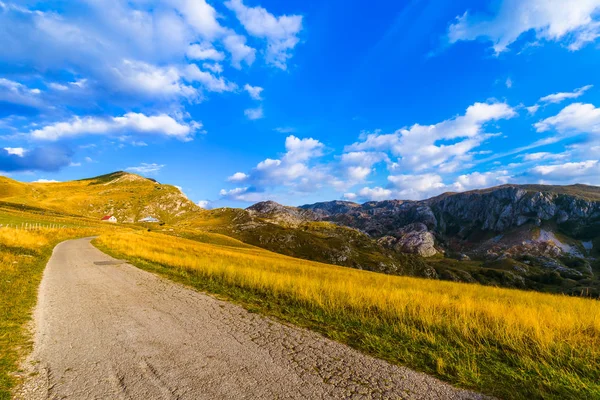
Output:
[
  {"xmin": 0, "ymin": 225, "xmax": 102, "ymax": 399},
  {"xmin": 96, "ymin": 229, "xmax": 600, "ymax": 400}
]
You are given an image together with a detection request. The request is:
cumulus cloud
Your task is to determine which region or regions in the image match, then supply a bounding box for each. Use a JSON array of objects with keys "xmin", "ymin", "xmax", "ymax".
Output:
[
  {"xmin": 186, "ymin": 42, "xmax": 225, "ymax": 61},
  {"xmin": 244, "ymin": 84, "xmax": 263, "ymax": 100},
  {"xmin": 227, "ymin": 172, "xmax": 249, "ymax": 182},
  {"xmin": 347, "ymin": 101, "xmax": 516, "ymax": 171},
  {"xmin": 183, "ymin": 64, "xmax": 237, "ymax": 93},
  {"xmin": 452, "ymin": 170, "xmax": 511, "ymax": 191},
  {"xmin": 534, "ymin": 103, "xmax": 600, "ymax": 134},
  {"xmin": 0, "ymin": 0, "xmax": 287, "ymax": 111},
  {"xmin": 126, "ymin": 163, "xmax": 165, "ymax": 174},
  {"xmin": 219, "ymin": 135, "xmax": 327, "ymax": 201},
  {"xmin": 527, "ymin": 160, "xmax": 600, "ymax": 185},
  {"xmin": 223, "ymin": 33, "xmax": 256, "ymax": 68},
  {"xmin": 339, "ymin": 151, "xmax": 388, "ymax": 185},
  {"xmin": 448, "ymin": 0, "xmax": 600, "ymax": 53},
  {"xmin": 30, "ymin": 113, "xmax": 201, "ymax": 141},
  {"xmin": 225, "ymin": 0, "xmax": 303, "ymax": 69},
  {"xmin": 244, "ymin": 106, "xmax": 264, "ymax": 120},
  {"xmin": 357, "ymin": 186, "xmax": 393, "ymax": 201},
  {"xmin": 0, "ymin": 145, "xmax": 73, "ymax": 172},
  {"xmin": 197, "ymin": 200, "xmax": 213, "ymax": 209},
  {"xmin": 387, "ymin": 173, "xmax": 447, "ymax": 200}
]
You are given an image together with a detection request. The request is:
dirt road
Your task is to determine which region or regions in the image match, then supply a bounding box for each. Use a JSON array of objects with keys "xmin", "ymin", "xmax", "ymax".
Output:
[{"xmin": 18, "ymin": 238, "xmax": 489, "ymax": 399}]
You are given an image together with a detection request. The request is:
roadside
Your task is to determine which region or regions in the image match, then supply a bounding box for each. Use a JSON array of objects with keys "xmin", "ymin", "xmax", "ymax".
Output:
[{"xmin": 18, "ymin": 238, "xmax": 487, "ymax": 399}]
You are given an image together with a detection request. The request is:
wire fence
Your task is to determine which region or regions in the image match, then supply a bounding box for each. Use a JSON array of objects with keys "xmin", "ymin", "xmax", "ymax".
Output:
[{"xmin": 0, "ymin": 223, "xmax": 69, "ymax": 230}]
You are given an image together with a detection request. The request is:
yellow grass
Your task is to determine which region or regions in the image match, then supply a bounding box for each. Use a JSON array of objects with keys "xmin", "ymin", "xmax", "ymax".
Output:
[
  {"xmin": 0, "ymin": 225, "xmax": 101, "ymax": 399},
  {"xmin": 97, "ymin": 229, "xmax": 600, "ymax": 399}
]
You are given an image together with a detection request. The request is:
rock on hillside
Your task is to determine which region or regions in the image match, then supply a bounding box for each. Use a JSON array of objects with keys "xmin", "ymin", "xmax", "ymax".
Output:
[{"xmin": 246, "ymin": 201, "xmax": 319, "ymax": 226}]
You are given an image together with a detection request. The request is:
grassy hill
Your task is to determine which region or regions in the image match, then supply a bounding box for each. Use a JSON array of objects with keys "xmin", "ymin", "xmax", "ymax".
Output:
[{"xmin": 0, "ymin": 172, "xmax": 199, "ymax": 224}]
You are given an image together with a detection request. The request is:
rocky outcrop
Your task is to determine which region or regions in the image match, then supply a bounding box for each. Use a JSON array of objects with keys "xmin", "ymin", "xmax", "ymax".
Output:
[
  {"xmin": 301, "ymin": 184, "xmax": 600, "ymax": 253},
  {"xmin": 378, "ymin": 223, "xmax": 437, "ymax": 257},
  {"xmin": 247, "ymin": 201, "xmax": 318, "ymax": 227}
]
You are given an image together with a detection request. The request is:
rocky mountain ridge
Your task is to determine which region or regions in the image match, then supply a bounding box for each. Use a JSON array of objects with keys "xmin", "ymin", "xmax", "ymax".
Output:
[{"xmin": 247, "ymin": 184, "xmax": 600, "ymax": 295}]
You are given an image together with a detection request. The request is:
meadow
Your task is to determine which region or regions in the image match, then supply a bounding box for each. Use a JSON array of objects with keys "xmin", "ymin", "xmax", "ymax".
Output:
[
  {"xmin": 95, "ymin": 229, "xmax": 600, "ymax": 400},
  {"xmin": 0, "ymin": 223, "xmax": 101, "ymax": 400}
]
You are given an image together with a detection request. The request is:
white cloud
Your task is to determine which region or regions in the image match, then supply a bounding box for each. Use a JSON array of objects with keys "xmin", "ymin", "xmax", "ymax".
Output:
[
  {"xmin": 4, "ymin": 147, "xmax": 25, "ymax": 157},
  {"xmin": 126, "ymin": 163, "xmax": 165, "ymax": 174},
  {"xmin": 225, "ymin": 0, "xmax": 303, "ymax": 69},
  {"xmin": 227, "ymin": 172, "xmax": 248, "ymax": 182},
  {"xmin": 183, "ymin": 64, "xmax": 237, "ymax": 92},
  {"xmin": 452, "ymin": 170, "xmax": 511, "ymax": 191},
  {"xmin": 274, "ymin": 127, "xmax": 296, "ymax": 133},
  {"xmin": 244, "ymin": 106, "xmax": 264, "ymax": 120},
  {"xmin": 31, "ymin": 113, "xmax": 200, "ymax": 141},
  {"xmin": 526, "ymin": 104, "xmax": 540, "ymax": 115},
  {"xmin": 0, "ymin": 78, "xmax": 43, "ymax": 109},
  {"xmin": 174, "ymin": 0, "xmax": 225, "ymax": 40},
  {"xmin": 32, "ymin": 179, "xmax": 60, "ymax": 183},
  {"xmin": 202, "ymin": 62, "xmax": 223, "ymax": 74},
  {"xmin": 70, "ymin": 79, "xmax": 87, "ymax": 88},
  {"xmin": 534, "ymin": 103, "xmax": 600, "ymax": 134},
  {"xmin": 505, "ymin": 78, "xmax": 513, "ymax": 88},
  {"xmin": 448, "ymin": 0, "xmax": 600, "ymax": 53},
  {"xmin": 347, "ymin": 101, "xmax": 516, "ymax": 171},
  {"xmin": 220, "ymin": 135, "xmax": 328, "ymax": 201},
  {"xmin": 223, "ymin": 33, "xmax": 256, "ymax": 68},
  {"xmin": 357, "ymin": 187, "xmax": 393, "ymax": 201},
  {"xmin": 69, "ymin": 162, "xmax": 81, "ymax": 167},
  {"xmin": 186, "ymin": 42, "xmax": 225, "ymax": 61},
  {"xmin": 197, "ymin": 200, "xmax": 212, "ymax": 209},
  {"xmin": 339, "ymin": 151, "xmax": 388, "ymax": 184},
  {"xmin": 111, "ymin": 60, "xmax": 198, "ymax": 100},
  {"xmin": 528, "ymin": 160, "xmax": 600, "ymax": 185},
  {"xmin": 538, "ymin": 85, "xmax": 593, "ymax": 104},
  {"xmin": 49, "ymin": 82, "xmax": 68, "ymax": 91},
  {"xmin": 342, "ymin": 192, "xmax": 357, "ymax": 201},
  {"xmin": 387, "ymin": 173, "xmax": 447, "ymax": 200},
  {"xmin": 523, "ymin": 152, "xmax": 553, "ymax": 161},
  {"xmin": 244, "ymin": 84, "xmax": 263, "ymax": 100}
]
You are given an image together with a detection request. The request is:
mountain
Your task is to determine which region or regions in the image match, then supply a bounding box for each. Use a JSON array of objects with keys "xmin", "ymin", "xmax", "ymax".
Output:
[
  {"xmin": 0, "ymin": 172, "xmax": 199, "ymax": 223},
  {"xmin": 3, "ymin": 171, "xmax": 599, "ymax": 295},
  {"xmin": 300, "ymin": 184, "xmax": 600, "ymax": 295},
  {"xmin": 185, "ymin": 205, "xmax": 436, "ymax": 278}
]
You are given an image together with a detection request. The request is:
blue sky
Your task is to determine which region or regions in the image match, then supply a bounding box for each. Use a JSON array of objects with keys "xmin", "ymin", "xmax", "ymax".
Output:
[{"xmin": 1, "ymin": 0, "xmax": 600, "ymax": 208}]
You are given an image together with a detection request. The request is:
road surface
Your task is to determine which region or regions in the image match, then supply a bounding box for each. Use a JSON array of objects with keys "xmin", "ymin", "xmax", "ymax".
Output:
[{"xmin": 18, "ymin": 238, "xmax": 490, "ymax": 399}]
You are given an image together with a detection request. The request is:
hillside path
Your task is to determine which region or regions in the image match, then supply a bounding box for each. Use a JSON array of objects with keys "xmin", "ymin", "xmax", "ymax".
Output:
[{"xmin": 18, "ymin": 238, "xmax": 490, "ymax": 400}]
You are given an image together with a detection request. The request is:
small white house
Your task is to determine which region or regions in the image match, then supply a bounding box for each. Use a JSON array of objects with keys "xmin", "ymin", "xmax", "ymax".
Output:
[
  {"xmin": 138, "ymin": 216, "xmax": 160, "ymax": 223},
  {"xmin": 101, "ymin": 215, "xmax": 117, "ymax": 223}
]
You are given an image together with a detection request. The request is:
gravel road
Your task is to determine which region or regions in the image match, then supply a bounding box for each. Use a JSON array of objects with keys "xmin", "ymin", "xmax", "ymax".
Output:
[{"xmin": 18, "ymin": 238, "xmax": 490, "ymax": 399}]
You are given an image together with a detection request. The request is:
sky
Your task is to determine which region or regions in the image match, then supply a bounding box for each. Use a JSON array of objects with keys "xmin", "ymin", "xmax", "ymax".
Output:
[{"xmin": 1, "ymin": 0, "xmax": 600, "ymax": 208}]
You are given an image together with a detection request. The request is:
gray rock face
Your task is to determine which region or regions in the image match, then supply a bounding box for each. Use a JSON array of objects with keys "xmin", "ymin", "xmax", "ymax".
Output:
[
  {"xmin": 377, "ymin": 223, "xmax": 437, "ymax": 257},
  {"xmin": 247, "ymin": 201, "xmax": 319, "ymax": 226},
  {"xmin": 302, "ymin": 184, "xmax": 600, "ymax": 240}
]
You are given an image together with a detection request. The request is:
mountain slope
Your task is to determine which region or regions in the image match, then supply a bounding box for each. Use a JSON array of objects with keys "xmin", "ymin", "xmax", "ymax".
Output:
[
  {"xmin": 0, "ymin": 172, "xmax": 199, "ymax": 223},
  {"xmin": 302, "ymin": 184, "xmax": 600, "ymax": 295},
  {"xmin": 184, "ymin": 205, "xmax": 436, "ymax": 278}
]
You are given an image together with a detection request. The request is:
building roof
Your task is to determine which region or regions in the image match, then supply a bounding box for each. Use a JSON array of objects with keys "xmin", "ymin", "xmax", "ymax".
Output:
[
  {"xmin": 101, "ymin": 215, "xmax": 114, "ymax": 220},
  {"xmin": 139, "ymin": 216, "xmax": 160, "ymax": 222}
]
